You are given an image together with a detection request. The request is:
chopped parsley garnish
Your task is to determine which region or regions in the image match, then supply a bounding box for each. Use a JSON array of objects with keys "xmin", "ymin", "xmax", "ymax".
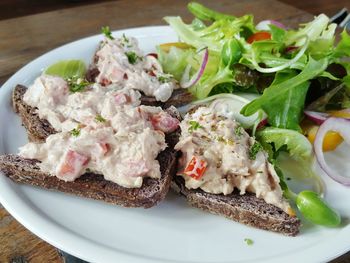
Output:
[
  {"xmin": 122, "ymin": 33, "xmax": 129, "ymax": 43},
  {"xmin": 244, "ymin": 238, "xmax": 254, "ymax": 246},
  {"xmin": 66, "ymin": 77, "xmax": 91, "ymax": 93},
  {"xmin": 95, "ymin": 114, "xmax": 106, "ymax": 123},
  {"xmin": 125, "ymin": 51, "xmax": 141, "ymax": 64},
  {"xmin": 101, "ymin": 26, "xmax": 114, "ymax": 40},
  {"xmin": 70, "ymin": 126, "xmax": 81, "ymax": 137},
  {"xmin": 121, "ymin": 33, "xmax": 131, "ymax": 47},
  {"xmin": 121, "ymin": 34, "xmax": 132, "ymax": 48},
  {"xmin": 158, "ymin": 75, "xmax": 172, "ymax": 83},
  {"xmin": 188, "ymin": 120, "xmax": 203, "ymax": 132},
  {"xmin": 234, "ymin": 126, "xmax": 244, "ymax": 137},
  {"xmin": 249, "ymin": 141, "xmax": 263, "ymax": 160}
]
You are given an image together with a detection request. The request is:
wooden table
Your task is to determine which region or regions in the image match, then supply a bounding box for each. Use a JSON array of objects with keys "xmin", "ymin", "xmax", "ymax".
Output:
[{"xmin": 0, "ymin": 0, "xmax": 349, "ymax": 262}]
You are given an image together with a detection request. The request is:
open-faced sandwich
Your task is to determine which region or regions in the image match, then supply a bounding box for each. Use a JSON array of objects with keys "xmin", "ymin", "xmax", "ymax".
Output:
[
  {"xmin": 172, "ymin": 105, "xmax": 300, "ymax": 236},
  {"xmin": 0, "ymin": 32, "xmax": 185, "ymax": 208}
]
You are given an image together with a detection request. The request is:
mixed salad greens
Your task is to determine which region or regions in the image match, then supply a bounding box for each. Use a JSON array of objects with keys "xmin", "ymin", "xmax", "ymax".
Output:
[
  {"xmin": 43, "ymin": 3, "xmax": 350, "ymax": 228},
  {"xmin": 157, "ymin": 2, "xmax": 350, "ymax": 227}
]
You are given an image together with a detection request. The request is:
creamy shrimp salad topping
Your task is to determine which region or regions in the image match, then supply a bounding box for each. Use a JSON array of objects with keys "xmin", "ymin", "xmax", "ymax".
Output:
[
  {"xmin": 20, "ymin": 74, "xmax": 179, "ymax": 188},
  {"xmin": 175, "ymin": 106, "xmax": 291, "ymax": 213},
  {"xmin": 95, "ymin": 35, "xmax": 177, "ymax": 102}
]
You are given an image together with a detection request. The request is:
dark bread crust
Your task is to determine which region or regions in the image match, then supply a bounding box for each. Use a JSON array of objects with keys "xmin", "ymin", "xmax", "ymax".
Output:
[
  {"xmin": 3, "ymin": 85, "xmax": 180, "ymax": 208},
  {"xmin": 140, "ymin": 89, "xmax": 194, "ymax": 109},
  {"xmin": 172, "ymin": 177, "xmax": 301, "ymax": 236},
  {"xmin": 12, "ymin": 85, "xmax": 56, "ymax": 142}
]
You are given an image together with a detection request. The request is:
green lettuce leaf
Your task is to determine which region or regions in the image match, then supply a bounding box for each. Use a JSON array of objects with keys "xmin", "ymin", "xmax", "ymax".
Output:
[
  {"xmin": 269, "ymin": 24, "xmax": 286, "ymax": 42},
  {"xmin": 333, "ymin": 30, "xmax": 350, "ymax": 58},
  {"xmin": 190, "ymin": 63, "xmax": 234, "ymax": 99},
  {"xmin": 187, "ymin": 2, "xmax": 236, "ymax": 22},
  {"xmin": 285, "ymin": 14, "xmax": 336, "ymax": 46},
  {"xmin": 256, "ymin": 127, "xmax": 313, "ymax": 160},
  {"xmin": 263, "ymin": 71, "xmax": 310, "ymax": 130},
  {"xmin": 241, "ymin": 57, "xmax": 328, "ymax": 130},
  {"xmin": 157, "ymin": 46, "xmax": 195, "ymax": 80},
  {"xmin": 164, "ymin": 15, "xmax": 254, "ymax": 53},
  {"xmin": 257, "ymin": 128, "xmax": 324, "ymax": 195}
]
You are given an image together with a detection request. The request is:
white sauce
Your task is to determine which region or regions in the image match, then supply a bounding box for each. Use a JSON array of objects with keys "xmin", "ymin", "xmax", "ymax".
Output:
[{"xmin": 175, "ymin": 106, "xmax": 291, "ymax": 213}]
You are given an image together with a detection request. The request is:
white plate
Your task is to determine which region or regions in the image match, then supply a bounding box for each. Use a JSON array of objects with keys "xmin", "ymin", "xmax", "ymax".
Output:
[{"xmin": 0, "ymin": 26, "xmax": 350, "ymax": 263}]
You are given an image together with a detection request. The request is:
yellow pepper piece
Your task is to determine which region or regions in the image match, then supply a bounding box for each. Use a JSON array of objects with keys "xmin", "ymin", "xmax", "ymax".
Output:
[
  {"xmin": 302, "ymin": 120, "xmax": 343, "ymax": 152},
  {"xmin": 159, "ymin": 42, "xmax": 193, "ymax": 53},
  {"xmin": 328, "ymin": 109, "xmax": 350, "ymax": 119}
]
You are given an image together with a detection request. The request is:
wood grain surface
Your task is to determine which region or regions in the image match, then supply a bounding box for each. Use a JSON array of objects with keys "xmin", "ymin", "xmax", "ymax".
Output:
[
  {"xmin": 0, "ymin": 0, "xmax": 312, "ymax": 86},
  {"xmin": 0, "ymin": 0, "xmax": 349, "ymax": 262}
]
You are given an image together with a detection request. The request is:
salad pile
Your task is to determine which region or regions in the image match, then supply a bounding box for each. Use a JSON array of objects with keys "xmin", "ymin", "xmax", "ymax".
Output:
[{"xmin": 156, "ymin": 2, "xmax": 350, "ymax": 227}]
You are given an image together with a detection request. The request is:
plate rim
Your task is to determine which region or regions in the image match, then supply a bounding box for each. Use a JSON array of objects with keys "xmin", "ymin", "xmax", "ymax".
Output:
[{"xmin": 0, "ymin": 25, "xmax": 349, "ymax": 263}]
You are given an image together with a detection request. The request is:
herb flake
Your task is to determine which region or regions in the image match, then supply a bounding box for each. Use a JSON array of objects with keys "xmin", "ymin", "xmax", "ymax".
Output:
[
  {"xmin": 67, "ymin": 77, "xmax": 91, "ymax": 93},
  {"xmin": 101, "ymin": 26, "xmax": 114, "ymax": 40},
  {"xmin": 95, "ymin": 114, "xmax": 106, "ymax": 123},
  {"xmin": 122, "ymin": 33, "xmax": 129, "ymax": 43},
  {"xmin": 188, "ymin": 120, "xmax": 203, "ymax": 132},
  {"xmin": 249, "ymin": 141, "xmax": 263, "ymax": 160},
  {"xmin": 235, "ymin": 126, "xmax": 244, "ymax": 137},
  {"xmin": 125, "ymin": 51, "xmax": 141, "ymax": 64},
  {"xmin": 70, "ymin": 126, "xmax": 81, "ymax": 137},
  {"xmin": 217, "ymin": 136, "xmax": 234, "ymax": 145},
  {"xmin": 158, "ymin": 75, "xmax": 172, "ymax": 83},
  {"xmin": 244, "ymin": 238, "xmax": 254, "ymax": 246}
]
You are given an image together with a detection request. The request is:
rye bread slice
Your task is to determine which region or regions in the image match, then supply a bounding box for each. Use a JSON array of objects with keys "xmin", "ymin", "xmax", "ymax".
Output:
[
  {"xmin": 0, "ymin": 148, "xmax": 177, "ymax": 208},
  {"xmin": 172, "ymin": 177, "xmax": 301, "ymax": 236},
  {"xmin": 3, "ymin": 85, "xmax": 180, "ymax": 208}
]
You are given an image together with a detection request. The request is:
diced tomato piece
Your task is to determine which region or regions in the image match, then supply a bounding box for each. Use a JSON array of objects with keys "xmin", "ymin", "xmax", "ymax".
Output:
[
  {"xmin": 97, "ymin": 143, "xmax": 110, "ymax": 155},
  {"xmin": 57, "ymin": 150, "xmax": 89, "ymax": 181},
  {"xmin": 101, "ymin": 78, "xmax": 112, "ymax": 86},
  {"xmin": 184, "ymin": 156, "xmax": 207, "ymax": 180},
  {"xmin": 148, "ymin": 70, "xmax": 156, "ymax": 77},
  {"xmin": 115, "ymin": 93, "xmax": 130, "ymax": 105},
  {"xmin": 247, "ymin": 32, "xmax": 272, "ymax": 44},
  {"xmin": 151, "ymin": 112, "xmax": 179, "ymax": 133}
]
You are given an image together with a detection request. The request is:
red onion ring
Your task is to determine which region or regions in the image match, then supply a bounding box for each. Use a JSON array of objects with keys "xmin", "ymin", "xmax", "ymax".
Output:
[
  {"xmin": 285, "ymin": 46, "xmax": 299, "ymax": 53},
  {"xmin": 314, "ymin": 117, "xmax": 350, "ymax": 186},
  {"xmin": 256, "ymin": 20, "xmax": 286, "ymax": 31},
  {"xmin": 257, "ymin": 118, "xmax": 268, "ymax": 129},
  {"xmin": 180, "ymin": 47, "xmax": 208, "ymax": 88},
  {"xmin": 304, "ymin": 110, "xmax": 330, "ymax": 125},
  {"xmin": 147, "ymin": 53, "xmax": 158, "ymax": 59},
  {"xmin": 304, "ymin": 110, "xmax": 350, "ymax": 125}
]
